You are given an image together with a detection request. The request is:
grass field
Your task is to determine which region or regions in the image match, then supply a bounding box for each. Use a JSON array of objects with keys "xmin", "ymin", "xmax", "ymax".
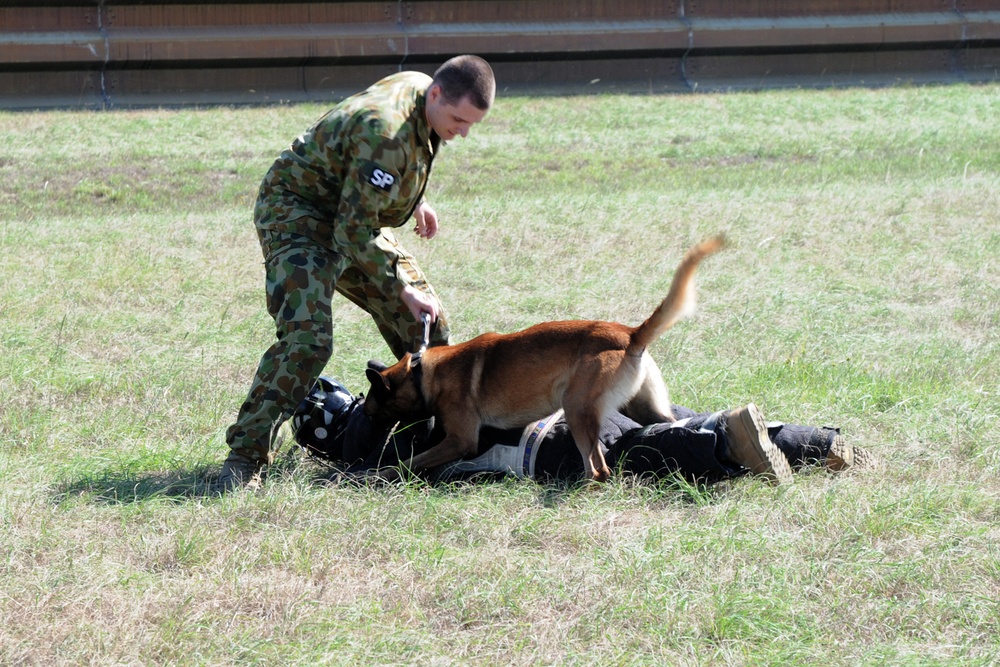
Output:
[{"xmin": 1, "ymin": 82, "xmax": 998, "ymax": 665}]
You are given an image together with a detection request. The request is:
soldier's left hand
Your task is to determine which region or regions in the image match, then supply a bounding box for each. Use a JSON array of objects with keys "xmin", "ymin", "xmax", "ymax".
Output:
[{"xmin": 414, "ymin": 201, "xmax": 439, "ymax": 239}]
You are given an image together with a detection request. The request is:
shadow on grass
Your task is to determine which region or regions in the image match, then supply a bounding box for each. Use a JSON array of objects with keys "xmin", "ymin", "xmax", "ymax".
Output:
[
  {"xmin": 50, "ymin": 453, "xmax": 311, "ymax": 504},
  {"xmin": 315, "ymin": 463, "xmax": 725, "ymax": 509},
  {"xmin": 53, "ymin": 455, "xmax": 726, "ymax": 507},
  {"xmin": 53, "ymin": 464, "xmax": 234, "ymax": 504}
]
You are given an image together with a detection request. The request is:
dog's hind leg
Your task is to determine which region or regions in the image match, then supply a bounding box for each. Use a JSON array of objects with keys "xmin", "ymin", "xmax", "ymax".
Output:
[
  {"xmin": 621, "ymin": 355, "xmax": 676, "ymax": 425},
  {"xmin": 563, "ymin": 406, "xmax": 612, "ymax": 482}
]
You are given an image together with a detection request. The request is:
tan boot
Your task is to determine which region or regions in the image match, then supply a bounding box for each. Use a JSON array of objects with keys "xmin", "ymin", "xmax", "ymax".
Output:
[
  {"xmin": 217, "ymin": 449, "xmax": 265, "ymax": 493},
  {"xmin": 724, "ymin": 403, "xmax": 793, "ymax": 486},
  {"xmin": 851, "ymin": 446, "xmax": 881, "ymax": 470},
  {"xmin": 824, "ymin": 434, "xmax": 855, "ymax": 471}
]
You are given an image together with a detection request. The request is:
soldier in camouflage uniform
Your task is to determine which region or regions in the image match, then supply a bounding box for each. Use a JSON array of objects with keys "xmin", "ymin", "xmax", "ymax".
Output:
[{"xmin": 219, "ymin": 55, "xmax": 496, "ymax": 491}]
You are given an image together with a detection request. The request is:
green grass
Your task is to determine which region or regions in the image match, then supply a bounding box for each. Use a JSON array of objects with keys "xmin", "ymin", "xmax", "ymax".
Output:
[{"xmin": 1, "ymin": 83, "xmax": 999, "ymax": 665}]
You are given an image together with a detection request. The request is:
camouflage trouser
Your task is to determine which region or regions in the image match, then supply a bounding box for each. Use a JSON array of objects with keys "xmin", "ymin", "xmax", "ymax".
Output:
[{"xmin": 225, "ymin": 228, "xmax": 450, "ymax": 460}]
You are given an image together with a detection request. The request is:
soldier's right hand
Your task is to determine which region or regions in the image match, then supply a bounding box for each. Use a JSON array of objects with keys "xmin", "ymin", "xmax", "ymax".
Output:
[{"xmin": 400, "ymin": 284, "xmax": 440, "ymax": 323}]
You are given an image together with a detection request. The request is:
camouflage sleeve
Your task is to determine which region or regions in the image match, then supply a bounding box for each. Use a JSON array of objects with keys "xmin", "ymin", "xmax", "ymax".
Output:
[{"xmin": 330, "ymin": 128, "xmax": 418, "ymax": 296}]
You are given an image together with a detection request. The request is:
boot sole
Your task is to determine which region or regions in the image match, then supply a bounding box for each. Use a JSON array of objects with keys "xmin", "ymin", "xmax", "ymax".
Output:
[{"xmin": 731, "ymin": 404, "xmax": 794, "ymax": 486}]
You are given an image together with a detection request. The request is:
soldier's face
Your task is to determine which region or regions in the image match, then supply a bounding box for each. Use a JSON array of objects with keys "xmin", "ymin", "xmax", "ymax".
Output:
[{"xmin": 426, "ymin": 85, "xmax": 488, "ymax": 142}]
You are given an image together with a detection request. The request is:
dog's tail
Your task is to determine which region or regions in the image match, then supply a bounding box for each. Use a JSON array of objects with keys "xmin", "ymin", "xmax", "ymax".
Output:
[{"xmin": 627, "ymin": 234, "xmax": 726, "ymax": 355}]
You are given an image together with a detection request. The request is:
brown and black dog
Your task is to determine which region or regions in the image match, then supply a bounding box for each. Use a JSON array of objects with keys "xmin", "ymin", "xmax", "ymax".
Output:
[{"xmin": 363, "ymin": 235, "xmax": 725, "ymax": 482}]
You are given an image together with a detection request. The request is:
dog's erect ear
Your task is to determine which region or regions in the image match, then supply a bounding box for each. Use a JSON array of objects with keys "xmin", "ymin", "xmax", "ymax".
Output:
[
  {"xmin": 367, "ymin": 359, "xmax": 389, "ymax": 373},
  {"xmin": 402, "ymin": 352, "xmax": 416, "ymax": 370},
  {"xmin": 365, "ymin": 368, "xmax": 390, "ymax": 394}
]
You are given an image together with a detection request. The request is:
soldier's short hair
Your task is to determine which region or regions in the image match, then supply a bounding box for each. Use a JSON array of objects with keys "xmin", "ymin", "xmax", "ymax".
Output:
[{"xmin": 432, "ymin": 55, "xmax": 496, "ymax": 111}]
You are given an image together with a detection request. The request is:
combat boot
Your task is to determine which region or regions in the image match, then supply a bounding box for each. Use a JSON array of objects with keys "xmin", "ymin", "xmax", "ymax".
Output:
[
  {"xmin": 824, "ymin": 433, "xmax": 855, "ymax": 471},
  {"xmin": 723, "ymin": 403, "xmax": 793, "ymax": 486},
  {"xmin": 217, "ymin": 449, "xmax": 265, "ymax": 493},
  {"xmin": 851, "ymin": 445, "xmax": 881, "ymax": 470},
  {"xmin": 825, "ymin": 432, "xmax": 882, "ymax": 472}
]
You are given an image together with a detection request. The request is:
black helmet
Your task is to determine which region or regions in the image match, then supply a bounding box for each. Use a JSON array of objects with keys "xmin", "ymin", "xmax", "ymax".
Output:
[{"xmin": 292, "ymin": 376, "xmax": 357, "ymax": 461}]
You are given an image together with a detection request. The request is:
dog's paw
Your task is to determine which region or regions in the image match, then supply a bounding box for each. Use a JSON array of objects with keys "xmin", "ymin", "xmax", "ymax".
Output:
[{"xmin": 591, "ymin": 466, "xmax": 612, "ymax": 484}]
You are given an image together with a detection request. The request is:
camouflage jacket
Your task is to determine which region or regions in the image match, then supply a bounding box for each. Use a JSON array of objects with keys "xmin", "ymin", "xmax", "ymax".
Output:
[{"xmin": 254, "ymin": 71, "xmax": 441, "ymax": 293}]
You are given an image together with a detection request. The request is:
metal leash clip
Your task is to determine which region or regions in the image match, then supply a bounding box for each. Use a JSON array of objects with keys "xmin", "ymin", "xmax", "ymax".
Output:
[
  {"xmin": 420, "ymin": 312, "xmax": 432, "ymax": 352},
  {"xmin": 412, "ymin": 312, "xmax": 432, "ymax": 365}
]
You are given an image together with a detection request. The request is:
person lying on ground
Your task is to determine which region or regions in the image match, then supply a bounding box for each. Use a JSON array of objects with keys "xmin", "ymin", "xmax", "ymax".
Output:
[{"xmin": 283, "ymin": 375, "xmax": 879, "ymax": 488}]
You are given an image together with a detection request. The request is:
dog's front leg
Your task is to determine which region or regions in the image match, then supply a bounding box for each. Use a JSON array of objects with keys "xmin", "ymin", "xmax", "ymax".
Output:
[{"xmin": 401, "ymin": 422, "xmax": 480, "ymax": 475}]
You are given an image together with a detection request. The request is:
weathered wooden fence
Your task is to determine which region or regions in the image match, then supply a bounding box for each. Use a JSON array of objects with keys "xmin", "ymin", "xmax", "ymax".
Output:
[{"xmin": 2, "ymin": 1, "xmax": 998, "ymax": 108}]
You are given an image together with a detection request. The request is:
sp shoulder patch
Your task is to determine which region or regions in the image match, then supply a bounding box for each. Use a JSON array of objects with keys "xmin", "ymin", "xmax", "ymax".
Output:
[{"xmin": 368, "ymin": 165, "xmax": 397, "ymax": 192}]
